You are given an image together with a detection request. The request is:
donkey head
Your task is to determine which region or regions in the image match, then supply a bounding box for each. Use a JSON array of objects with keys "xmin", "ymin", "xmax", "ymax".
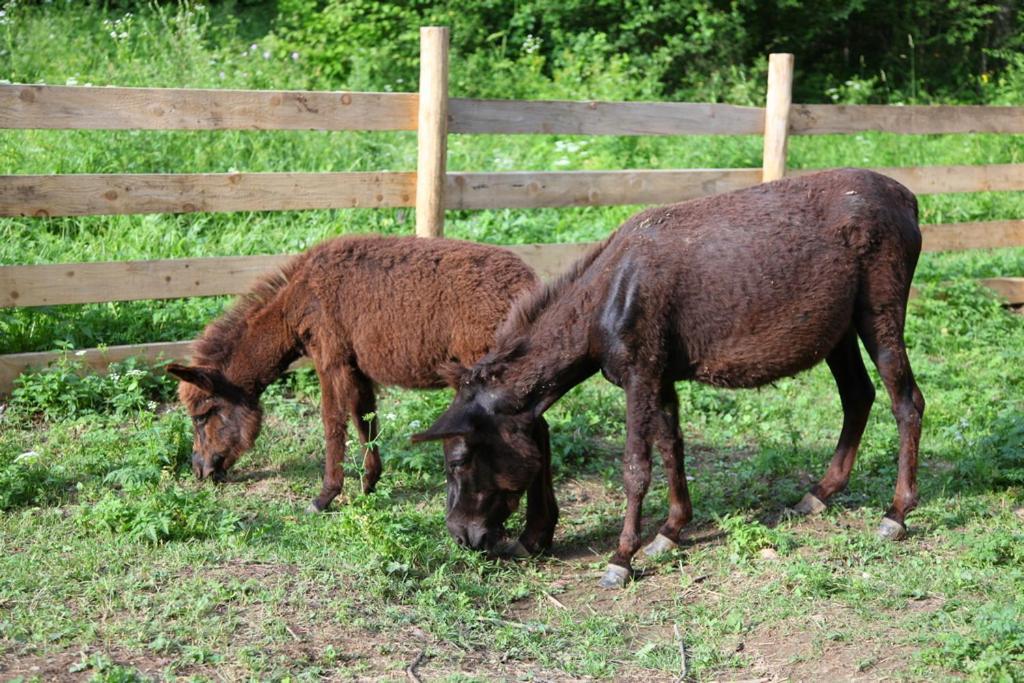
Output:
[
  {"xmin": 413, "ymin": 370, "xmax": 545, "ymax": 554},
  {"xmin": 167, "ymin": 364, "xmax": 263, "ymax": 482}
]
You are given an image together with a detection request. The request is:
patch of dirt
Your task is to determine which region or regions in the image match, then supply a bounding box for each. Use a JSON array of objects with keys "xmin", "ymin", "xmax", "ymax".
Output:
[
  {"xmin": 0, "ymin": 643, "xmax": 174, "ymax": 682},
  {"xmin": 741, "ymin": 609, "xmax": 917, "ymax": 682}
]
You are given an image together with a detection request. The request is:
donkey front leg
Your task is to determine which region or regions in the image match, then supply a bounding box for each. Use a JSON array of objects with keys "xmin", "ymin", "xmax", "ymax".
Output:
[
  {"xmin": 308, "ymin": 365, "xmax": 352, "ymax": 513},
  {"xmin": 518, "ymin": 416, "xmax": 559, "ymax": 555},
  {"xmin": 599, "ymin": 379, "xmax": 657, "ymax": 589}
]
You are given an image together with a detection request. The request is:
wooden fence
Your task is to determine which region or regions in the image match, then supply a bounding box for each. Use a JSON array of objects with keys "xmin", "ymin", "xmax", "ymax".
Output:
[{"xmin": 2, "ymin": 27, "xmax": 1024, "ymax": 394}]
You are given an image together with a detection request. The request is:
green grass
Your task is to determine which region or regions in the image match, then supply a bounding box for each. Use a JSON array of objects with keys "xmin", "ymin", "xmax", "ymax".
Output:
[{"xmin": 2, "ymin": 2, "xmax": 1024, "ymax": 681}]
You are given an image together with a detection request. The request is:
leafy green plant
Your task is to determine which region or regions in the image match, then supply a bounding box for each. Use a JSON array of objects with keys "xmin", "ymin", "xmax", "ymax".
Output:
[
  {"xmin": 716, "ymin": 513, "xmax": 794, "ymax": 562},
  {"xmin": 77, "ymin": 479, "xmax": 242, "ymax": 543},
  {"xmin": 0, "ymin": 445, "xmax": 60, "ymax": 511},
  {"xmin": 926, "ymin": 601, "xmax": 1024, "ymax": 680},
  {"xmin": 9, "ymin": 356, "xmax": 174, "ymax": 421}
]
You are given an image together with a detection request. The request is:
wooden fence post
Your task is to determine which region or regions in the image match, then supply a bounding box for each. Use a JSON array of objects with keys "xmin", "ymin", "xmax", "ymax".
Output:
[
  {"xmin": 762, "ymin": 53, "xmax": 794, "ymax": 183},
  {"xmin": 415, "ymin": 26, "xmax": 450, "ymax": 237}
]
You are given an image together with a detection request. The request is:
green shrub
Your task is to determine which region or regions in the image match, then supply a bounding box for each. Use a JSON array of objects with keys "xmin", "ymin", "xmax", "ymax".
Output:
[
  {"xmin": 9, "ymin": 357, "xmax": 174, "ymax": 421},
  {"xmin": 0, "ymin": 446, "xmax": 60, "ymax": 511},
  {"xmin": 77, "ymin": 479, "xmax": 242, "ymax": 544}
]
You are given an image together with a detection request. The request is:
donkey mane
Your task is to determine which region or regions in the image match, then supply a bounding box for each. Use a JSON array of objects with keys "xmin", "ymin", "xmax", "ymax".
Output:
[
  {"xmin": 496, "ymin": 237, "xmax": 610, "ymax": 343},
  {"xmin": 191, "ymin": 257, "xmax": 304, "ymax": 370},
  {"xmin": 462, "ymin": 237, "xmax": 611, "ymax": 385}
]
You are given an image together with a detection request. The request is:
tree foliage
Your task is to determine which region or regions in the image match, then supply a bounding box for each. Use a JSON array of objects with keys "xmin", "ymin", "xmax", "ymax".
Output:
[{"xmin": 270, "ymin": 0, "xmax": 1024, "ymax": 103}]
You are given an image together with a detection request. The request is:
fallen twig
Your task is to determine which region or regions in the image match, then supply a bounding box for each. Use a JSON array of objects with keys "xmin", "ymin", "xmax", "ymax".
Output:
[
  {"xmin": 284, "ymin": 624, "xmax": 301, "ymax": 642},
  {"xmin": 673, "ymin": 623, "xmax": 689, "ymax": 683},
  {"xmin": 405, "ymin": 650, "xmax": 427, "ymax": 683},
  {"xmin": 543, "ymin": 591, "xmax": 568, "ymax": 610}
]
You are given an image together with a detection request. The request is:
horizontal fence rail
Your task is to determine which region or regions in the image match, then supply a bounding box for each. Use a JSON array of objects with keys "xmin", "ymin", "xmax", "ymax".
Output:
[
  {"xmin": 448, "ymin": 99, "xmax": 765, "ymax": 136},
  {"xmin": 443, "ymin": 169, "xmax": 765, "ymax": 209},
  {"xmin": 0, "ymin": 243, "xmax": 594, "ymax": 392},
  {"xmin": 790, "ymin": 104, "xmax": 1024, "ymax": 135},
  {"xmin": 4, "ymin": 272, "xmax": 1021, "ymax": 395},
  {"xmin": 7, "ymin": 84, "xmax": 1024, "ymax": 137},
  {"xmin": 0, "ymin": 243, "xmax": 594, "ymax": 308},
  {"xmin": 5, "ymin": 165, "xmax": 1024, "ymax": 218},
  {"xmin": 3, "ymin": 221, "xmax": 1021, "ymax": 309},
  {"xmin": 0, "ymin": 172, "xmax": 417, "ymax": 216},
  {"xmin": 0, "ymin": 84, "xmax": 418, "ymax": 131}
]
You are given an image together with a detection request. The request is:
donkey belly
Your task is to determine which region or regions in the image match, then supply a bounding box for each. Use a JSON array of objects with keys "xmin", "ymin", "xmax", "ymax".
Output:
[{"xmin": 679, "ymin": 263, "xmax": 859, "ymax": 389}]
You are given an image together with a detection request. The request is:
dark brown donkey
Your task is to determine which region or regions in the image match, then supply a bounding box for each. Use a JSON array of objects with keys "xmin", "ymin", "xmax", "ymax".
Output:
[
  {"xmin": 168, "ymin": 235, "xmax": 551, "ymax": 530},
  {"xmin": 414, "ymin": 169, "xmax": 925, "ymax": 588}
]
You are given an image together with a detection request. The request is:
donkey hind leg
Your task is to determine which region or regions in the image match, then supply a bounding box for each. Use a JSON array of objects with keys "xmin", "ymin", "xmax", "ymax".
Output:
[
  {"xmin": 308, "ymin": 364, "xmax": 353, "ymax": 513},
  {"xmin": 600, "ymin": 378, "xmax": 658, "ymax": 589},
  {"xmin": 856, "ymin": 311, "xmax": 925, "ymax": 541},
  {"xmin": 794, "ymin": 327, "xmax": 876, "ymax": 516},
  {"xmin": 642, "ymin": 382, "xmax": 694, "ymax": 558},
  {"xmin": 348, "ymin": 372, "xmax": 382, "ymax": 494}
]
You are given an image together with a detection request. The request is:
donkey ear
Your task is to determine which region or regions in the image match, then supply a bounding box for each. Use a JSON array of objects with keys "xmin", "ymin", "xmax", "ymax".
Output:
[
  {"xmin": 411, "ymin": 405, "xmax": 477, "ymax": 443},
  {"xmin": 166, "ymin": 363, "xmax": 219, "ymax": 394}
]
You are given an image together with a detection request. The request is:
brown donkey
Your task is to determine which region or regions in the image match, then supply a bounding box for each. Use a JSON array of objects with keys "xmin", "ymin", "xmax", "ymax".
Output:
[
  {"xmin": 414, "ymin": 169, "xmax": 925, "ymax": 587},
  {"xmin": 168, "ymin": 235, "xmax": 551, "ymax": 528}
]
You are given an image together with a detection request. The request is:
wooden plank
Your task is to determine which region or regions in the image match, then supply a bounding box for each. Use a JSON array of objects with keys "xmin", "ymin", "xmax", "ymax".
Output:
[
  {"xmin": 444, "ymin": 168, "xmax": 764, "ymax": 209},
  {"xmin": 448, "ymin": 99, "xmax": 764, "ymax": 136},
  {"xmin": 9, "ymin": 218, "xmax": 1019, "ymax": 310},
  {"xmin": 416, "ymin": 27, "xmax": 449, "ymax": 237},
  {"xmin": 791, "ymin": 104, "xmax": 1024, "ymax": 135},
  {"xmin": 0, "ymin": 255, "xmax": 293, "ymax": 308},
  {"xmin": 0, "ymin": 83, "xmax": 417, "ymax": 131},
  {"xmin": 505, "ymin": 242, "xmax": 595, "ymax": 280},
  {"xmin": 4, "ymin": 272, "xmax": 1020, "ymax": 397},
  {"xmin": 0, "ymin": 241, "xmax": 595, "ymax": 309},
  {"xmin": 0, "ymin": 340, "xmax": 315, "ymax": 396},
  {"xmin": 0, "ymin": 241, "xmax": 597, "ymax": 394},
  {"xmin": 0, "ymin": 172, "xmax": 417, "ymax": 217},
  {"xmin": 762, "ymin": 53, "xmax": 794, "ymax": 182},
  {"xmin": 0, "ymin": 341, "xmax": 192, "ymax": 397},
  {"xmin": 922, "ymin": 220, "xmax": 1024, "ymax": 252},
  {"xmin": 872, "ymin": 164, "xmax": 1024, "ymax": 195},
  {"xmin": 789, "ymin": 164, "xmax": 1024, "ymax": 195},
  {"xmin": 980, "ymin": 277, "xmax": 1024, "ymax": 304}
]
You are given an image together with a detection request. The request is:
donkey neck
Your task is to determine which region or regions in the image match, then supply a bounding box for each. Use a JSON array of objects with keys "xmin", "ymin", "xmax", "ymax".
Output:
[
  {"xmin": 493, "ymin": 282, "xmax": 600, "ymax": 414},
  {"xmin": 194, "ymin": 284, "xmax": 302, "ymax": 399}
]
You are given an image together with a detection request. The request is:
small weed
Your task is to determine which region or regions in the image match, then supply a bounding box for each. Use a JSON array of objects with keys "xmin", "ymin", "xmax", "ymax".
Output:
[
  {"xmin": 925, "ymin": 601, "xmax": 1024, "ymax": 680},
  {"xmin": 68, "ymin": 653, "xmax": 145, "ymax": 683},
  {"xmin": 9, "ymin": 356, "xmax": 173, "ymax": 421},
  {"xmin": 77, "ymin": 478, "xmax": 242, "ymax": 543},
  {"xmin": 717, "ymin": 513, "xmax": 794, "ymax": 561}
]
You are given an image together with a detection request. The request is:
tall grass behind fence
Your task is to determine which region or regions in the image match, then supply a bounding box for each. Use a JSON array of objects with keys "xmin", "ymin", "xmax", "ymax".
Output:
[{"xmin": 2, "ymin": 27, "xmax": 1024, "ymax": 394}]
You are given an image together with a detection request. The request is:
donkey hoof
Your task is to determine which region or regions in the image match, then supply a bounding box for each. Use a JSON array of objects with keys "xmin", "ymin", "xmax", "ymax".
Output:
[
  {"xmin": 305, "ymin": 500, "xmax": 327, "ymax": 514},
  {"xmin": 642, "ymin": 533, "xmax": 679, "ymax": 558},
  {"xmin": 877, "ymin": 517, "xmax": 907, "ymax": 541},
  {"xmin": 597, "ymin": 564, "xmax": 630, "ymax": 589},
  {"xmin": 792, "ymin": 492, "xmax": 828, "ymax": 516}
]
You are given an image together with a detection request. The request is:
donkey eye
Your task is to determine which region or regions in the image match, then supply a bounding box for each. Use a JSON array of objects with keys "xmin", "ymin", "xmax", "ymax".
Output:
[
  {"xmin": 448, "ymin": 457, "xmax": 469, "ymax": 469},
  {"xmin": 193, "ymin": 411, "xmax": 215, "ymax": 425}
]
